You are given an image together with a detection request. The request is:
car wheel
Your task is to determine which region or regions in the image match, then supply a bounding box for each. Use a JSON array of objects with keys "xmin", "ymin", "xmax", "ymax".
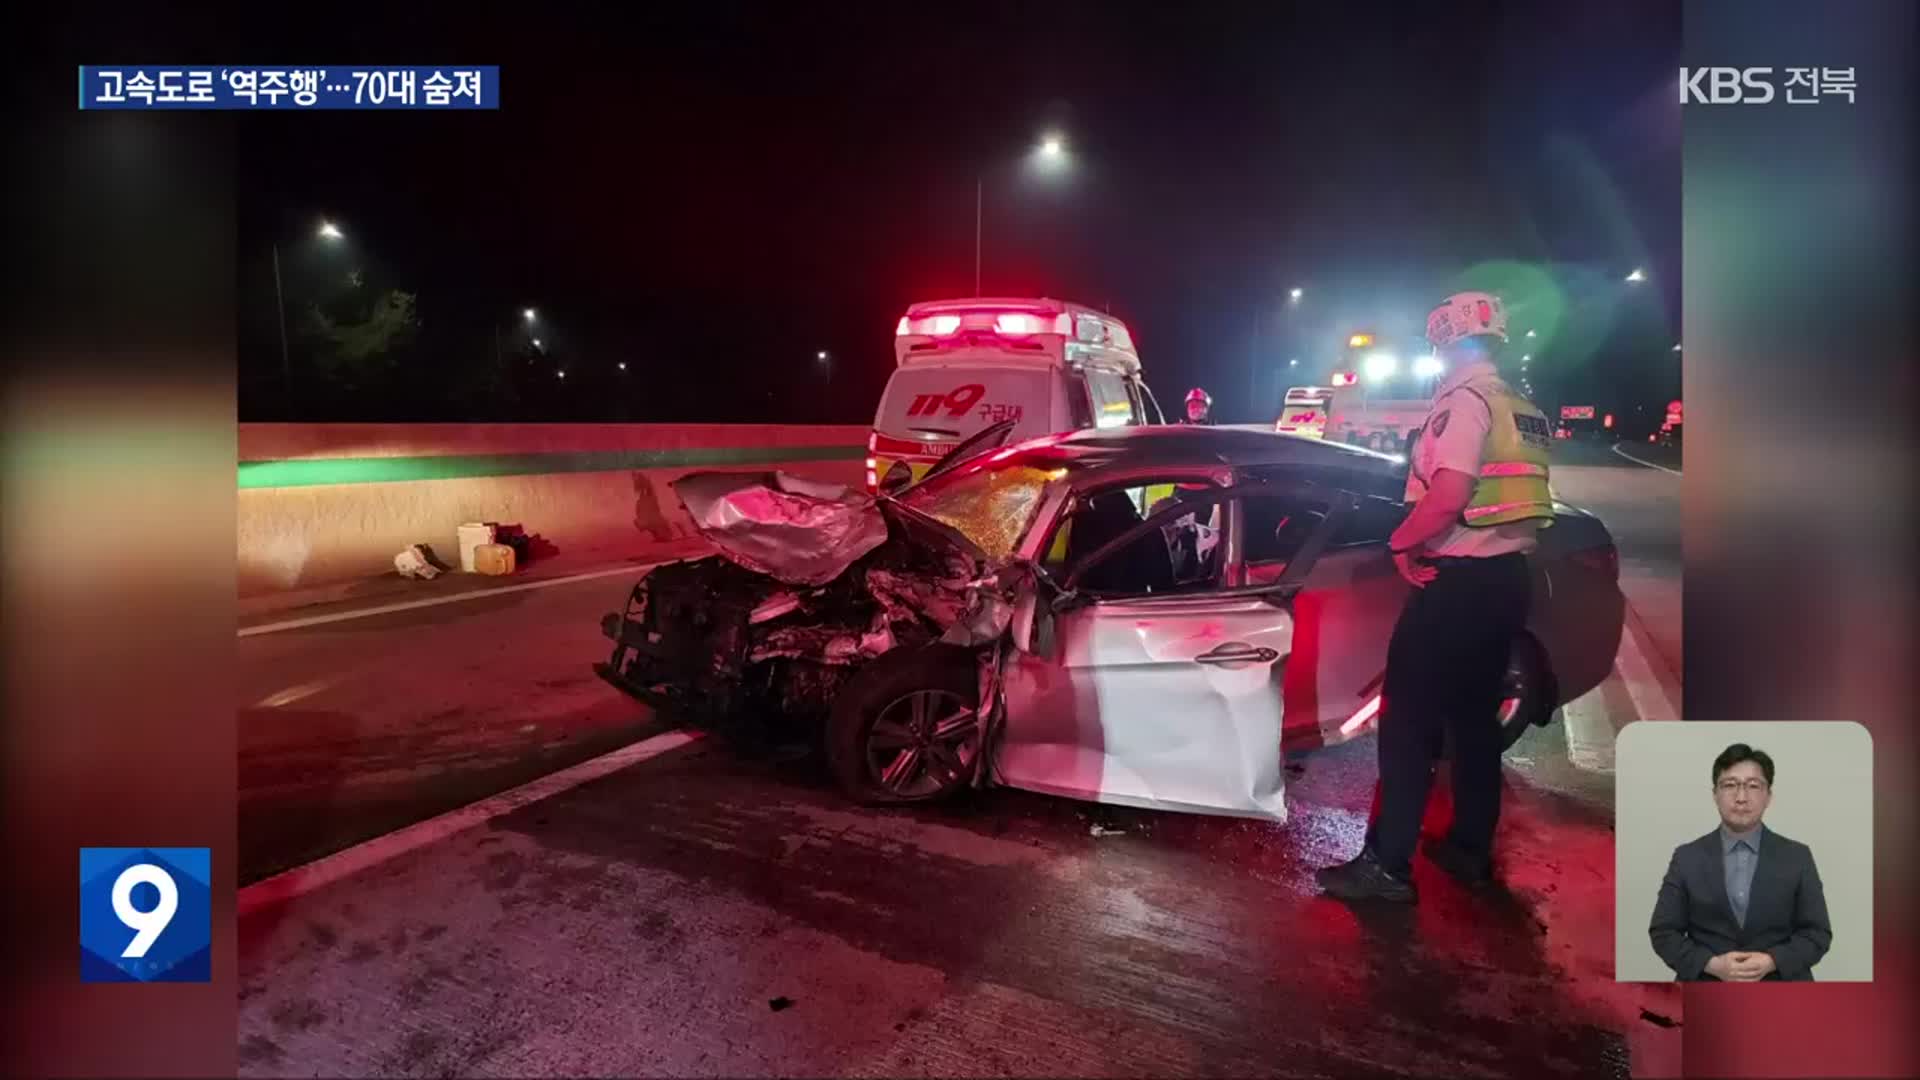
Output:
[
  {"xmin": 1496, "ymin": 635, "xmax": 1557, "ymax": 753},
  {"xmin": 827, "ymin": 645, "xmax": 983, "ymax": 805}
]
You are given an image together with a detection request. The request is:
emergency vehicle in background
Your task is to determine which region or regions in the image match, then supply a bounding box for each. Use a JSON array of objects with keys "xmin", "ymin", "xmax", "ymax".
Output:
[
  {"xmin": 1295, "ymin": 331, "xmax": 1440, "ymax": 456},
  {"xmin": 1322, "ymin": 381, "xmax": 1429, "ymax": 456},
  {"xmin": 869, "ymin": 298, "xmax": 1161, "ymax": 494},
  {"xmin": 1274, "ymin": 386, "xmax": 1333, "ymax": 438}
]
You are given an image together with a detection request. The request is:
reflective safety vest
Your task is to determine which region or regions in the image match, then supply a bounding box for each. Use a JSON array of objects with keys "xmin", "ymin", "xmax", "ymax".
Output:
[{"xmin": 1407, "ymin": 374, "xmax": 1556, "ymax": 529}]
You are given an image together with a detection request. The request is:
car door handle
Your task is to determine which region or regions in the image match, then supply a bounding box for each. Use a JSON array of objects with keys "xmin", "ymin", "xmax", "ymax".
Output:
[{"xmin": 1195, "ymin": 644, "xmax": 1280, "ymax": 665}]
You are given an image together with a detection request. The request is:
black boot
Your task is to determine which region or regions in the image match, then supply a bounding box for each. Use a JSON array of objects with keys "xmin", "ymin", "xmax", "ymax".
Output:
[
  {"xmin": 1423, "ymin": 837, "xmax": 1495, "ymax": 887},
  {"xmin": 1315, "ymin": 848, "xmax": 1417, "ymax": 903}
]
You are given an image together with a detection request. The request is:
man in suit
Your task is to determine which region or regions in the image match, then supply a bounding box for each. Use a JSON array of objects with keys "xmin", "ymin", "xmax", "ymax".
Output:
[{"xmin": 1648, "ymin": 743, "xmax": 1833, "ymax": 981}]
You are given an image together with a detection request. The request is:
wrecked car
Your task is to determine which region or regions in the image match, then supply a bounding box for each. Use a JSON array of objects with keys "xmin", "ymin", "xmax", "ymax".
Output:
[{"xmin": 597, "ymin": 423, "xmax": 1624, "ymax": 823}]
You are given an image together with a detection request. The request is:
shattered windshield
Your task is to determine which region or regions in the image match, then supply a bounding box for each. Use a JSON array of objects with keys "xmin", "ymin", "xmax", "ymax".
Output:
[{"xmin": 897, "ymin": 460, "xmax": 1066, "ymax": 560}]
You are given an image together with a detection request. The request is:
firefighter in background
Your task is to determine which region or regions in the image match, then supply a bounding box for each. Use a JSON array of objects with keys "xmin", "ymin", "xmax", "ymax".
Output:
[
  {"xmin": 1181, "ymin": 387, "xmax": 1214, "ymax": 425},
  {"xmin": 1315, "ymin": 290, "xmax": 1555, "ymax": 903}
]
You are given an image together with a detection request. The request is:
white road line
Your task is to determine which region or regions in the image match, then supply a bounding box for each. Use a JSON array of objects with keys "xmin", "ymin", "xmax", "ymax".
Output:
[
  {"xmin": 1611, "ymin": 442, "xmax": 1682, "ymax": 477},
  {"xmin": 1560, "ymin": 686, "xmax": 1617, "ymax": 773},
  {"xmin": 1614, "ymin": 614, "xmax": 1681, "ymax": 724},
  {"xmin": 237, "ymin": 728, "xmax": 706, "ymax": 916},
  {"xmin": 252, "ymin": 676, "xmax": 342, "ymax": 709},
  {"xmin": 239, "ymin": 563, "xmax": 660, "ymax": 637}
]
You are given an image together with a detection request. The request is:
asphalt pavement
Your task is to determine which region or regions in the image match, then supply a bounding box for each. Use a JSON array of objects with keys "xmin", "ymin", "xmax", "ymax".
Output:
[
  {"xmin": 1550, "ymin": 439, "xmax": 1682, "ymax": 685},
  {"xmin": 236, "ymin": 522, "xmax": 1682, "ymax": 1076}
]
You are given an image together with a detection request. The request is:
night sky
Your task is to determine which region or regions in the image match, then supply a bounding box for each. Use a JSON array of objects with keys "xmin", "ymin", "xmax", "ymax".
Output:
[{"xmin": 234, "ymin": 2, "xmax": 1682, "ymax": 427}]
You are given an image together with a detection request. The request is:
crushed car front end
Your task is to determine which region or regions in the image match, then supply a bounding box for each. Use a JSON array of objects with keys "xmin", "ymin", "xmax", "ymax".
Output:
[{"xmin": 594, "ymin": 471, "xmax": 1007, "ymax": 739}]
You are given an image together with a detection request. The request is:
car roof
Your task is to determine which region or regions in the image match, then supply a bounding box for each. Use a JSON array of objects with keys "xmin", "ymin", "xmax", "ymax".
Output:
[{"xmin": 999, "ymin": 424, "xmax": 1407, "ymax": 484}]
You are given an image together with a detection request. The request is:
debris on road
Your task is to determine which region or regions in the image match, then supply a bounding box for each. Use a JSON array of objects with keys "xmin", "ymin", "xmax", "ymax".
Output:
[
  {"xmin": 1638, "ymin": 1008, "xmax": 1679, "ymax": 1029},
  {"xmin": 393, "ymin": 545, "xmax": 443, "ymax": 580}
]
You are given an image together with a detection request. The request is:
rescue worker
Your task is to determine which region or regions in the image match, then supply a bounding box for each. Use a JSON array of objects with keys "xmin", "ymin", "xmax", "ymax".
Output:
[
  {"xmin": 1314, "ymin": 290, "xmax": 1555, "ymax": 903},
  {"xmin": 1181, "ymin": 387, "xmax": 1214, "ymax": 425}
]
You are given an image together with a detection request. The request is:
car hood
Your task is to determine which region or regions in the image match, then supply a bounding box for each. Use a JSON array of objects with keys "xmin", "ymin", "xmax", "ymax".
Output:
[{"xmin": 672, "ymin": 470, "xmax": 987, "ymax": 587}]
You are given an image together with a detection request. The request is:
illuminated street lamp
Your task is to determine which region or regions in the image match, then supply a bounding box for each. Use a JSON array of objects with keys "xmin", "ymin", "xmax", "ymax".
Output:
[
  {"xmin": 273, "ymin": 217, "xmax": 350, "ymax": 398},
  {"xmin": 816, "ymin": 350, "xmax": 829, "ymax": 361},
  {"xmin": 1289, "ymin": 287, "xmax": 1304, "ymax": 302},
  {"xmin": 557, "ymin": 369, "xmax": 567, "ymax": 380},
  {"xmin": 618, "ymin": 362, "xmax": 627, "ymax": 371},
  {"xmin": 976, "ymin": 132, "xmax": 1072, "ymax": 295},
  {"xmin": 1363, "ymin": 351, "xmax": 1398, "ymax": 382},
  {"xmin": 1673, "ymin": 343, "xmax": 1683, "ymax": 352},
  {"xmin": 532, "ymin": 338, "xmax": 543, "ymax": 349},
  {"xmin": 524, "ymin": 308, "xmax": 537, "ymax": 321},
  {"xmin": 1625, "ymin": 267, "xmax": 1647, "ymax": 283},
  {"xmin": 1525, "ymin": 328, "xmax": 1536, "ymax": 338},
  {"xmin": 1288, "ymin": 358, "xmax": 1299, "ymax": 367}
]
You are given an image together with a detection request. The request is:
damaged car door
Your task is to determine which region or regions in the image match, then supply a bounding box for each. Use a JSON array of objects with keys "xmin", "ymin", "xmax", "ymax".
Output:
[{"xmin": 995, "ymin": 480, "xmax": 1350, "ymax": 823}]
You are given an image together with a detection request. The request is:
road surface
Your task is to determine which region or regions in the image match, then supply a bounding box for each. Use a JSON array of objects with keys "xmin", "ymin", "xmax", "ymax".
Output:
[
  {"xmin": 1551, "ymin": 439, "xmax": 1681, "ymax": 685},
  {"xmin": 237, "ymin": 537, "xmax": 1681, "ymax": 1077}
]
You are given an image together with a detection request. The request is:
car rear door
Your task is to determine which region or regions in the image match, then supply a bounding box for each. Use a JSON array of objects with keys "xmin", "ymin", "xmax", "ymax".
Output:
[
  {"xmin": 1238, "ymin": 490, "xmax": 1410, "ymax": 748},
  {"xmin": 996, "ymin": 481, "xmax": 1348, "ymax": 822}
]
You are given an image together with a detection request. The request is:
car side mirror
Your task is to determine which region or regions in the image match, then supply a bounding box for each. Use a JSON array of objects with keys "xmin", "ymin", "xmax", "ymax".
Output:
[{"xmin": 879, "ymin": 463, "xmax": 914, "ymax": 496}]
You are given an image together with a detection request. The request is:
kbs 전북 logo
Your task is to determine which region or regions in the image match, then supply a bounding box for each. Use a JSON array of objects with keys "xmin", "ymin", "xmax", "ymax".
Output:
[{"xmin": 79, "ymin": 848, "xmax": 212, "ymax": 982}]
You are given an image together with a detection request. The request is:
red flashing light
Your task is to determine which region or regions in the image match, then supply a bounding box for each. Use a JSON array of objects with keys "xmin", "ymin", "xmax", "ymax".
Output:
[
  {"xmin": 1603, "ymin": 413, "xmax": 1615, "ymax": 429},
  {"xmin": 1649, "ymin": 434, "xmax": 1658, "ymax": 443},
  {"xmin": 1331, "ymin": 372, "xmax": 1359, "ymax": 387}
]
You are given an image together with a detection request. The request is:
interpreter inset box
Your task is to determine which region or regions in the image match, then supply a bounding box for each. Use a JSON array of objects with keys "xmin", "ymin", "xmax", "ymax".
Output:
[{"xmin": 1614, "ymin": 721, "xmax": 1872, "ymax": 983}]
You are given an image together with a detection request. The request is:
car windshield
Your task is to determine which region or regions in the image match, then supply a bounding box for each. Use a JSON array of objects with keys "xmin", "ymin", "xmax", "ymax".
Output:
[{"xmin": 896, "ymin": 453, "xmax": 1073, "ymax": 560}]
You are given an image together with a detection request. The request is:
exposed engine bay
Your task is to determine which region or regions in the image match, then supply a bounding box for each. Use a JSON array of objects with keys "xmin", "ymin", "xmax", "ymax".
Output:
[{"xmin": 594, "ymin": 472, "xmax": 1011, "ymax": 738}]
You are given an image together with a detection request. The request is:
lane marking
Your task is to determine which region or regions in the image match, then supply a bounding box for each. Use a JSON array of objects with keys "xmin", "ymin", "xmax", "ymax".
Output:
[
  {"xmin": 237, "ymin": 728, "xmax": 706, "ymax": 916},
  {"xmin": 252, "ymin": 676, "xmax": 343, "ymax": 709},
  {"xmin": 1611, "ymin": 442, "xmax": 1682, "ymax": 477},
  {"xmin": 239, "ymin": 563, "xmax": 663, "ymax": 637},
  {"xmin": 1560, "ymin": 685, "xmax": 1617, "ymax": 773},
  {"xmin": 1614, "ymin": 611, "xmax": 1681, "ymax": 724}
]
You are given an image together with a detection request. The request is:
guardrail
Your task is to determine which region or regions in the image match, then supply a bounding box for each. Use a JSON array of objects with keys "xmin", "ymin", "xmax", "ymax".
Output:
[{"xmin": 238, "ymin": 424, "xmax": 869, "ymax": 596}]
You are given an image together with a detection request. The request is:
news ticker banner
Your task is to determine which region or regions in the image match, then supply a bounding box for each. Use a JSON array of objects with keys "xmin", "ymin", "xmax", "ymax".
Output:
[{"xmin": 78, "ymin": 66, "xmax": 500, "ymax": 110}]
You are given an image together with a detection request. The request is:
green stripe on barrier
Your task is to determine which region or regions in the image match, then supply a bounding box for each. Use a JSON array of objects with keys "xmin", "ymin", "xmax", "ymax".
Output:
[{"xmin": 238, "ymin": 444, "xmax": 867, "ymax": 489}]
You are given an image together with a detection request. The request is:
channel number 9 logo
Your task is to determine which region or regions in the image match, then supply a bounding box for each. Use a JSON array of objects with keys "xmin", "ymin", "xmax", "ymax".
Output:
[{"xmin": 79, "ymin": 848, "xmax": 212, "ymax": 982}]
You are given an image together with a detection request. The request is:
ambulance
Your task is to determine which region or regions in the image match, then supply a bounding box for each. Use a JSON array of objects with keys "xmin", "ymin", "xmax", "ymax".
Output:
[
  {"xmin": 868, "ymin": 297, "xmax": 1161, "ymax": 494},
  {"xmin": 1274, "ymin": 386, "xmax": 1333, "ymax": 438}
]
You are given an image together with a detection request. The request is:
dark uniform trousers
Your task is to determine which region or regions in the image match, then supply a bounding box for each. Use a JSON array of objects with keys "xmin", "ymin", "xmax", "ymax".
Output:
[{"xmin": 1364, "ymin": 552, "xmax": 1532, "ymax": 877}]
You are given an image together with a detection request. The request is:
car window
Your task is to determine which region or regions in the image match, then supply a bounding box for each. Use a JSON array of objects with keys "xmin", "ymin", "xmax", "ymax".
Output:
[
  {"xmin": 1124, "ymin": 379, "xmax": 1153, "ymax": 425},
  {"xmin": 1067, "ymin": 374, "xmax": 1095, "ymax": 429},
  {"xmin": 1332, "ymin": 496, "xmax": 1406, "ymax": 547},
  {"xmin": 1242, "ymin": 493, "xmax": 1337, "ymax": 568},
  {"xmin": 1084, "ymin": 370, "xmax": 1135, "ymax": 429},
  {"xmin": 900, "ymin": 462, "xmax": 1060, "ymax": 560},
  {"xmin": 1050, "ymin": 482, "xmax": 1225, "ymax": 597}
]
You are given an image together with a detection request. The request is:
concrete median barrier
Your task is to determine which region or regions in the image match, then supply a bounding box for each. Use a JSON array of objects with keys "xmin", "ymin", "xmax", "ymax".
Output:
[{"xmin": 238, "ymin": 424, "xmax": 868, "ymax": 597}]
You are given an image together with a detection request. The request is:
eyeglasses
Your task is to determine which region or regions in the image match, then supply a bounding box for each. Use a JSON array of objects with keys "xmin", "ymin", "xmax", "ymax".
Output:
[{"xmin": 1716, "ymin": 779, "xmax": 1770, "ymax": 795}]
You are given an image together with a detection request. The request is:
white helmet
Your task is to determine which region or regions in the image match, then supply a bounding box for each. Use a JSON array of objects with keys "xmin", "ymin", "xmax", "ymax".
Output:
[{"xmin": 1426, "ymin": 291, "xmax": 1508, "ymax": 348}]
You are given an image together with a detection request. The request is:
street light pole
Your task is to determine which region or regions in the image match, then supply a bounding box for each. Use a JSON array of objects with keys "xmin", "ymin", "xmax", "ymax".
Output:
[
  {"xmin": 272, "ymin": 243, "xmax": 291, "ymax": 399},
  {"xmin": 974, "ymin": 174, "xmax": 982, "ymax": 296}
]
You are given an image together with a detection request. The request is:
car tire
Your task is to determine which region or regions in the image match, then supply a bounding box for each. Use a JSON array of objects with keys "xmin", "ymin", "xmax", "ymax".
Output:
[
  {"xmin": 827, "ymin": 645, "xmax": 984, "ymax": 806},
  {"xmin": 1497, "ymin": 635, "xmax": 1558, "ymax": 753}
]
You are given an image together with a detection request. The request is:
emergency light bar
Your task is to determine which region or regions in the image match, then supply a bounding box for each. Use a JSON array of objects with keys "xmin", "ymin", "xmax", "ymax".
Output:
[
  {"xmin": 1331, "ymin": 371, "xmax": 1359, "ymax": 387},
  {"xmin": 896, "ymin": 310, "xmax": 1073, "ymax": 338}
]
